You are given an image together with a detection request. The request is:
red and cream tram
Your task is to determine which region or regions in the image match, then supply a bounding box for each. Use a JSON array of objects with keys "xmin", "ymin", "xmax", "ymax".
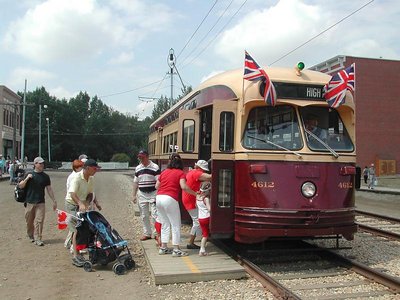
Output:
[{"xmin": 148, "ymin": 65, "xmax": 357, "ymax": 243}]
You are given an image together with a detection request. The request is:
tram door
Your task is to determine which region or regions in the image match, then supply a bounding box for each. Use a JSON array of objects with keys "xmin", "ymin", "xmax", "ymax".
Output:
[
  {"xmin": 199, "ymin": 106, "xmax": 212, "ymax": 161},
  {"xmin": 209, "ymin": 100, "xmax": 237, "ymax": 238}
]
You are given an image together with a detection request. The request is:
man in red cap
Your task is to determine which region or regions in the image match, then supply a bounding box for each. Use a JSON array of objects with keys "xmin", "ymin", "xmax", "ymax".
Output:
[{"xmin": 132, "ymin": 150, "xmax": 160, "ymax": 243}]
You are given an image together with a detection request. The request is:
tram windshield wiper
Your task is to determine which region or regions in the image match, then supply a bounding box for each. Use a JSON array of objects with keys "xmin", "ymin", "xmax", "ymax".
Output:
[
  {"xmin": 304, "ymin": 128, "xmax": 339, "ymax": 158},
  {"xmin": 246, "ymin": 135, "xmax": 302, "ymax": 157}
]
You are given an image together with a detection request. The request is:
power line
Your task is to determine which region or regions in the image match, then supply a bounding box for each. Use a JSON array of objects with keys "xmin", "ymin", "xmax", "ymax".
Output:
[
  {"xmin": 179, "ymin": 0, "xmax": 235, "ymax": 67},
  {"xmin": 98, "ymin": 78, "xmax": 166, "ymax": 98},
  {"xmin": 182, "ymin": 0, "xmax": 248, "ymax": 68},
  {"xmin": 176, "ymin": 0, "xmax": 219, "ymax": 60},
  {"xmin": 269, "ymin": 0, "xmax": 375, "ymax": 66}
]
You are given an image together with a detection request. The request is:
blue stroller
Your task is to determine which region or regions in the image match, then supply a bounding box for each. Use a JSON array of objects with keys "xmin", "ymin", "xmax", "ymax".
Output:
[{"xmin": 75, "ymin": 211, "xmax": 135, "ymax": 275}]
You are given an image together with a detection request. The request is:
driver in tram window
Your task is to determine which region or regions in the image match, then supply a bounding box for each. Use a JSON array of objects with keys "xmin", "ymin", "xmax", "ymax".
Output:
[{"xmin": 304, "ymin": 115, "xmax": 328, "ymax": 142}]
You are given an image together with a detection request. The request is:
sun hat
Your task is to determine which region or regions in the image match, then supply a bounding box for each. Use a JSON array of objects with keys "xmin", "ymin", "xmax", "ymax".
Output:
[
  {"xmin": 33, "ymin": 157, "xmax": 45, "ymax": 164},
  {"xmin": 195, "ymin": 160, "xmax": 209, "ymax": 172}
]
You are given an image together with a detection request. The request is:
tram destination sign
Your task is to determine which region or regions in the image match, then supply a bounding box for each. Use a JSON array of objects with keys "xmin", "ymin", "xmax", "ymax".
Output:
[{"xmin": 273, "ymin": 82, "xmax": 325, "ymax": 101}]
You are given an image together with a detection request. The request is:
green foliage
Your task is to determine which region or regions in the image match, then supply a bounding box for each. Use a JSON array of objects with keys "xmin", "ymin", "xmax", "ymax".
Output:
[
  {"xmin": 150, "ymin": 85, "xmax": 193, "ymax": 121},
  {"xmin": 111, "ymin": 153, "xmax": 131, "ymax": 163},
  {"xmin": 17, "ymin": 84, "xmax": 192, "ymax": 163}
]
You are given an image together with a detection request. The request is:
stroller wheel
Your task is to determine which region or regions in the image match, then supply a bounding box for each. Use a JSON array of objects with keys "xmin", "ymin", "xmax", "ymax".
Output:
[
  {"xmin": 113, "ymin": 262, "xmax": 126, "ymax": 275},
  {"xmin": 124, "ymin": 257, "xmax": 135, "ymax": 270},
  {"xmin": 83, "ymin": 261, "xmax": 92, "ymax": 272}
]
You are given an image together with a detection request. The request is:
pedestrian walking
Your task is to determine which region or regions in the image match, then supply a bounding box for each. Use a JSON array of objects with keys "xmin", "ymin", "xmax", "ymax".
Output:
[
  {"xmin": 66, "ymin": 159, "xmax": 101, "ymax": 267},
  {"xmin": 368, "ymin": 163, "xmax": 377, "ymax": 189},
  {"xmin": 362, "ymin": 166, "xmax": 369, "ymax": 184},
  {"xmin": 18, "ymin": 157, "xmax": 57, "ymax": 246},
  {"xmin": 63, "ymin": 159, "xmax": 85, "ymax": 249},
  {"xmin": 182, "ymin": 160, "xmax": 212, "ymax": 249},
  {"xmin": 132, "ymin": 150, "xmax": 160, "ymax": 242},
  {"xmin": 155, "ymin": 153, "xmax": 197, "ymax": 257}
]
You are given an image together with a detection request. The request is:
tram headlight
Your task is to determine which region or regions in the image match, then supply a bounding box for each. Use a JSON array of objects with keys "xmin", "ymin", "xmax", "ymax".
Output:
[{"xmin": 301, "ymin": 181, "xmax": 316, "ymax": 198}]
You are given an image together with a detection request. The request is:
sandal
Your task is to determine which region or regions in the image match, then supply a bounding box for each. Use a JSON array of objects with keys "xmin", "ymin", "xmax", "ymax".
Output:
[{"xmin": 198, "ymin": 251, "xmax": 209, "ymax": 256}]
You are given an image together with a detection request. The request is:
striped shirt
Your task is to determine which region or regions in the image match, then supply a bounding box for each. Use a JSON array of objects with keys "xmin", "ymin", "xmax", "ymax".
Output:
[{"xmin": 134, "ymin": 161, "xmax": 160, "ymax": 193}]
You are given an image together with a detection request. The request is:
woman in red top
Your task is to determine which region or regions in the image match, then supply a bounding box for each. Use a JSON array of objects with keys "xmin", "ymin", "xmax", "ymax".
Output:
[
  {"xmin": 155, "ymin": 153, "xmax": 197, "ymax": 257},
  {"xmin": 182, "ymin": 160, "xmax": 212, "ymax": 249}
]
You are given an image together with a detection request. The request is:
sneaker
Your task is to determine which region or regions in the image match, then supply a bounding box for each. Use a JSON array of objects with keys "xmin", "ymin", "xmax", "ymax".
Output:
[
  {"xmin": 186, "ymin": 243, "xmax": 201, "ymax": 249},
  {"xmin": 158, "ymin": 247, "xmax": 173, "ymax": 255},
  {"xmin": 34, "ymin": 240, "xmax": 44, "ymax": 246},
  {"xmin": 72, "ymin": 255, "xmax": 85, "ymax": 267},
  {"xmin": 172, "ymin": 249, "xmax": 188, "ymax": 257},
  {"xmin": 28, "ymin": 235, "xmax": 34, "ymax": 243}
]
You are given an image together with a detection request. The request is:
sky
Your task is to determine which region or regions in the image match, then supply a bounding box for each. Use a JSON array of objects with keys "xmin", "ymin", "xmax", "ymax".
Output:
[{"xmin": 1, "ymin": 0, "xmax": 399, "ymax": 118}]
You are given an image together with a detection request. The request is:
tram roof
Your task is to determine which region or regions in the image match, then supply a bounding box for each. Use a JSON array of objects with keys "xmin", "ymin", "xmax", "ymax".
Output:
[{"xmin": 151, "ymin": 67, "xmax": 336, "ymax": 127}]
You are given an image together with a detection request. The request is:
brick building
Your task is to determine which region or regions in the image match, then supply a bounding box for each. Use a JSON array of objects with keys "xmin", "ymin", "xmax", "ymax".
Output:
[
  {"xmin": 311, "ymin": 56, "xmax": 400, "ymax": 175},
  {"xmin": 0, "ymin": 85, "xmax": 22, "ymax": 160}
]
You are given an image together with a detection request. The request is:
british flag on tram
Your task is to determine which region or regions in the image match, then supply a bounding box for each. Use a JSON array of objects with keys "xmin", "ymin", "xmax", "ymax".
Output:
[
  {"xmin": 323, "ymin": 64, "xmax": 355, "ymax": 108},
  {"xmin": 244, "ymin": 51, "xmax": 277, "ymax": 106}
]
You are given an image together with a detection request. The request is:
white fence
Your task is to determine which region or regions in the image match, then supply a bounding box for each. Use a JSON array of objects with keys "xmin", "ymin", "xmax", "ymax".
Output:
[{"xmin": 59, "ymin": 162, "xmax": 129, "ymax": 170}]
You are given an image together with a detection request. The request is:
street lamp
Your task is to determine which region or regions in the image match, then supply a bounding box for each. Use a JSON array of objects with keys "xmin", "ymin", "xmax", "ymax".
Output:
[
  {"xmin": 38, "ymin": 104, "xmax": 47, "ymax": 157},
  {"xmin": 46, "ymin": 117, "xmax": 51, "ymax": 162}
]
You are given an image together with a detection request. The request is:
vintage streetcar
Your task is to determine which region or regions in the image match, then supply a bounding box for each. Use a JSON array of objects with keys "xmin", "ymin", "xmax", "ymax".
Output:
[{"xmin": 148, "ymin": 64, "xmax": 357, "ymax": 243}]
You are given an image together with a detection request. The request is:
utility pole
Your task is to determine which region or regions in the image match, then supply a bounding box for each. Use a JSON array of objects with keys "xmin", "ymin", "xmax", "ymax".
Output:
[
  {"xmin": 167, "ymin": 48, "xmax": 176, "ymax": 104},
  {"xmin": 21, "ymin": 79, "xmax": 27, "ymax": 161}
]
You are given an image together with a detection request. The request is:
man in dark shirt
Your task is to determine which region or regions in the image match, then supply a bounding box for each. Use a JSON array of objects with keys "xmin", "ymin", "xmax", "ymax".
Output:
[{"xmin": 18, "ymin": 156, "xmax": 57, "ymax": 246}]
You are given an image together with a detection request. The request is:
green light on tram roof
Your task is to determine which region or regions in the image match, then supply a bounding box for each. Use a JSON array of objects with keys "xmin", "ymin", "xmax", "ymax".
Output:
[{"xmin": 297, "ymin": 62, "xmax": 305, "ymax": 70}]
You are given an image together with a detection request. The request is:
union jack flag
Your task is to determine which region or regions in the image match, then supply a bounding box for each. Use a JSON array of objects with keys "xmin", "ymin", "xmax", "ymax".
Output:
[
  {"xmin": 323, "ymin": 64, "xmax": 355, "ymax": 108},
  {"xmin": 244, "ymin": 51, "xmax": 277, "ymax": 106}
]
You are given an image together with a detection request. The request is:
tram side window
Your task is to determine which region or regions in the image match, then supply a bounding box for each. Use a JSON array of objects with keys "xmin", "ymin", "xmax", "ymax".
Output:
[
  {"xmin": 242, "ymin": 105, "xmax": 302, "ymax": 150},
  {"xmin": 300, "ymin": 107, "xmax": 354, "ymax": 152},
  {"xmin": 218, "ymin": 169, "xmax": 232, "ymax": 208},
  {"xmin": 182, "ymin": 119, "xmax": 195, "ymax": 152},
  {"xmin": 219, "ymin": 112, "xmax": 234, "ymax": 152}
]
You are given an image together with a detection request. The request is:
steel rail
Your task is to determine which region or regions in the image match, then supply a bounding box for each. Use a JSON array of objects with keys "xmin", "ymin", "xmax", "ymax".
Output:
[
  {"xmin": 355, "ymin": 210, "xmax": 400, "ymax": 223},
  {"xmin": 357, "ymin": 223, "xmax": 400, "ymax": 240},
  {"xmin": 319, "ymin": 248, "xmax": 400, "ymax": 293},
  {"xmin": 212, "ymin": 239, "xmax": 301, "ymax": 299}
]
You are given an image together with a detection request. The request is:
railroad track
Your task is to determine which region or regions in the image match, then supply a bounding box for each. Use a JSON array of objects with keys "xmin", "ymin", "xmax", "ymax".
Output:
[
  {"xmin": 356, "ymin": 210, "xmax": 400, "ymax": 241},
  {"xmin": 215, "ymin": 239, "xmax": 400, "ymax": 299}
]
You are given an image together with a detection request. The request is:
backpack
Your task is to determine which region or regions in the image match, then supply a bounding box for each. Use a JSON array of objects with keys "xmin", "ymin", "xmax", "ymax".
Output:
[{"xmin": 14, "ymin": 185, "xmax": 26, "ymax": 203}]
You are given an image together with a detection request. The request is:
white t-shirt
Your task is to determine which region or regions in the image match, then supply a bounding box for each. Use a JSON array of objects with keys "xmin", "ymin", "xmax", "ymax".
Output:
[{"xmin": 197, "ymin": 195, "xmax": 210, "ymax": 219}]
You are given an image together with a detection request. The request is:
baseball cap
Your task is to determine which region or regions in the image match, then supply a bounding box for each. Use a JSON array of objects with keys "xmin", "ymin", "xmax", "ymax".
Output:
[
  {"xmin": 84, "ymin": 159, "xmax": 101, "ymax": 168},
  {"xmin": 137, "ymin": 150, "xmax": 149, "ymax": 157},
  {"xmin": 33, "ymin": 157, "xmax": 45, "ymax": 164},
  {"xmin": 195, "ymin": 160, "xmax": 209, "ymax": 172}
]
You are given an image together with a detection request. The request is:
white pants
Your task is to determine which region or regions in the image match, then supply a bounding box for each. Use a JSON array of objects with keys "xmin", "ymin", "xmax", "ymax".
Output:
[
  {"xmin": 156, "ymin": 195, "xmax": 181, "ymax": 246},
  {"xmin": 187, "ymin": 208, "xmax": 202, "ymax": 237},
  {"xmin": 138, "ymin": 200, "xmax": 157, "ymax": 237}
]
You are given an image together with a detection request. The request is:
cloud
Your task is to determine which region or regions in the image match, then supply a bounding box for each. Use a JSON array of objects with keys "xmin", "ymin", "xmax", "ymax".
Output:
[
  {"xmin": 215, "ymin": 0, "xmax": 323, "ymax": 66},
  {"xmin": 108, "ymin": 52, "xmax": 135, "ymax": 65},
  {"xmin": 8, "ymin": 67, "xmax": 55, "ymax": 89},
  {"xmin": 2, "ymin": 0, "xmax": 173, "ymax": 64}
]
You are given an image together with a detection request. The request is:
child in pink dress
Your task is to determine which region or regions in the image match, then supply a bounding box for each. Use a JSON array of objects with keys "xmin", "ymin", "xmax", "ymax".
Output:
[{"xmin": 197, "ymin": 182, "xmax": 211, "ymax": 256}]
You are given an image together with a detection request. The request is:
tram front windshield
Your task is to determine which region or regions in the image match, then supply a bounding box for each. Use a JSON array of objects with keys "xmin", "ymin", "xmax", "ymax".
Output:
[
  {"xmin": 242, "ymin": 105, "xmax": 354, "ymax": 152},
  {"xmin": 243, "ymin": 105, "xmax": 302, "ymax": 150},
  {"xmin": 300, "ymin": 106, "xmax": 354, "ymax": 152}
]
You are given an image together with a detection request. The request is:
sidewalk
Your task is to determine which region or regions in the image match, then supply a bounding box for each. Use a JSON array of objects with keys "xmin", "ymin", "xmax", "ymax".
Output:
[{"xmin": 357, "ymin": 185, "xmax": 400, "ymax": 195}]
